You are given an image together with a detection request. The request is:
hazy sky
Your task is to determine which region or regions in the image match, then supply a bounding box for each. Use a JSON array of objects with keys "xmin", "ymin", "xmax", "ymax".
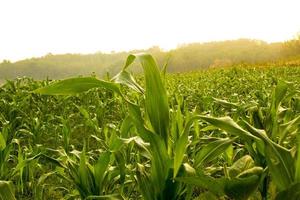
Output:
[{"xmin": 0, "ymin": 0, "xmax": 299, "ymax": 62}]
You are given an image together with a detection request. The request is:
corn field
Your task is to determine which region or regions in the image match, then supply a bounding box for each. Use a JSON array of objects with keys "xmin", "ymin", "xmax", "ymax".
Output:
[{"xmin": 0, "ymin": 53, "xmax": 300, "ymax": 199}]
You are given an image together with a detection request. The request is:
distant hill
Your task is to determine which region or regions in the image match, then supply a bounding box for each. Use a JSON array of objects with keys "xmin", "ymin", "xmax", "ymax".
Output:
[{"xmin": 1, "ymin": 38, "xmax": 299, "ymax": 82}]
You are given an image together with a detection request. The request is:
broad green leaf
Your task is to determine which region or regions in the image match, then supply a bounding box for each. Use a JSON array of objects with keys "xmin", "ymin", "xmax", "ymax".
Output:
[
  {"xmin": 194, "ymin": 137, "xmax": 236, "ymax": 168},
  {"xmin": 265, "ymin": 144, "xmax": 294, "ymax": 190},
  {"xmin": 34, "ymin": 77, "xmax": 121, "ymax": 96},
  {"xmin": 176, "ymin": 174, "xmax": 225, "ymax": 196},
  {"xmin": 228, "ymin": 155, "xmax": 255, "ymax": 178},
  {"xmin": 237, "ymin": 167, "xmax": 264, "ymax": 178},
  {"xmin": 78, "ymin": 144, "xmax": 92, "ymax": 196},
  {"xmin": 148, "ymin": 133, "xmax": 171, "ymax": 196},
  {"xmin": 136, "ymin": 164, "xmax": 154, "ymax": 200},
  {"xmin": 85, "ymin": 194, "xmax": 123, "ymax": 200},
  {"xmin": 177, "ymin": 170, "xmax": 262, "ymax": 199},
  {"xmin": 243, "ymin": 120, "xmax": 294, "ymax": 190},
  {"xmin": 0, "ymin": 181, "xmax": 16, "ymax": 200},
  {"xmin": 39, "ymin": 154, "xmax": 65, "ymax": 168},
  {"xmin": 114, "ymin": 151, "xmax": 126, "ymax": 184},
  {"xmin": 174, "ymin": 116, "xmax": 200, "ymax": 178},
  {"xmin": 0, "ymin": 133, "xmax": 6, "ymax": 151},
  {"xmin": 161, "ymin": 54, "xmax": 171, "ymax": 82},
  {"xmin": 123, "ymin": 54, "xmax": 136, "ymax": 69},
  {"xmin": 119, "ymin": 116, "xmax": 134, "ymax": 138},
  {"xmin": 94, "ymin": 152, "xmax": 111, "ymax": 193},
  {"xmin": 120, "ymin": 136, "xmax": 150, "ymax": 153},
  {"xmin": 296, "ymin": 135, "xmax": 300, "ymax": 182},
  {"xmin": 267, "ymin": 81, "xmax": 288, "ymax": 139},
  {"xmin": 272, "ymin": 81, "xmax": 288, "ymax": 111},
  {"xmin": 126, "ymin": 99, "xmax": 170, "ymax": 198},
  {"xmin": 279, "ymin": 115, "xmax": 300, "ymax": 144},
  {"xmin": 123, "ymin": 53, "xmax": 170, "ymax": 145},
  {"xmin": 112, "ymin": 70, "xmax": 144, "ymax": 94},
  {"xmin": 126, "ymin": 102, "xmax": 151, "ymax": 142},
  {"xmin": 109, "ymin": 132, "xmax": 124, "ymax": 152},
  {"xmin": 199, "ymin": 116, "xmax": 258, "ymax": 141},
  {"xmin": 198, "ymin": 116, "xmax": 264, "ymax": 153},
  {"xmin": 35, "ymin": 172, "xmax": 56, "ymax": 200},
  {"xmin": 212, "ymin": 97, "xmax": 239, "ymax": 108},
  {"xmin": 224, "ymin": 175, "xmax": 261, "ymax": 200}
]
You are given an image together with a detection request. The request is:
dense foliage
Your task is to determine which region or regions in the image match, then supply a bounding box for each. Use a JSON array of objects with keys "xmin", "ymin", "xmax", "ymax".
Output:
[{"xmin": 0, "ymin": 54, "xmax": 299, "ymax": 199}]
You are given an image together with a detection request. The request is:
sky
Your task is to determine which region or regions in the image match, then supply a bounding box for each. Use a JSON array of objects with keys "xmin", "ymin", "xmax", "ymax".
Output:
[{"xmin": 0, "ymin": 0, "xmax": 299, "ymax": 62}]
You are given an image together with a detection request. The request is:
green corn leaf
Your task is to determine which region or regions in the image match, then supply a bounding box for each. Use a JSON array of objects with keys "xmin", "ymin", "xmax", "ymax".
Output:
[
  {"xmin": 176, "ymin": 174, "xmax": 225, "ymax": 196},
  {"xmin": 123, "ymin": 53, "xmax": 170, "ymax": 145},
  {"xmin": 161, "ymin": 54, "xmax": 171, "ymax": 82},
  {"xmin": 40, "ymin": 154, "xmax": 65, "ymax": 168},
  {"xmin": 126, "ymin": 102, "xmax": 151, "ymax": 142},
  {"xmin": 271, "ymin": 81, "xmax": 288, "ymax": 112},
  {"xmin": 126, "ymin": 99, "xmax": 170, "ymax": 198},
  {"xmin": 268, "ymin": 81, "xmax": 288, "ymax": 139},
  {"xmin": 120, "ymin": 136, "xmax": 150, "ymax": 154},
  {"xmin": 123, "ymin": 54, "xmax": 136, "ymax": 69},
  {"xmin": 35, "ymin": 172, "xmax": 56, "ymax": 200},
  {"xmin": 119, "ymin": 116, "xmax": 134, "ymax": 138},
  {"xmin": 198, "ymin": 116, "xmax": 264, "ymax": 153},
  {"xmin": 237, "ymin": 167, "xmax": 264, "ymax": 178},
  {"xmin": 224, "ymin": 175, "xmax": 262, "ymax": 200},
  {"xmin": 0, "ymin": 133, "xmax": 6, "ymax": 151},
  {"xmin": 242, "ymin": 120, "xmax": 294, "ymax": 190},
  {"xmin": 112, "ymin": 70, "xmax": 144, "ymax": 94},
  {"xmin": 177, "ymin": 171, "xmax": 262, "ymax": 199},
  {"xmin": 78, "ymin": 144, "xmax": 92, "ymax": 196},
  {"xmin": 228, "ymin": 155, "xmax": 255, "ymax": 178},
  {"xmin": 94, "ymin": 152, "xmax": 111, "ymax": 193},
  {"xmin": 85, "ymin": 194, "xmax": 123, "ymax": 200},
  {"xmin": 136, "ymin": 164, "xmax": 154, "ymax": 200},
  {"xmin": 0, "ymin": 181, "xmax": 16, "ymax": 200},
  {"xmin": 199, "ymin": 116, "xmax": 257, "ymax": 141},
  {"xmin": 194, "ymin": 137, "xmax": 236, "ymax": 168},
  {"xmin": 279, "ymin": 115, "xmax": 300, "ymax": 144},
  {"xmin": 212, "ymin": 97, "xmax": 239, "ymax": 108},
  {"xmin": 148, "ymin": 133, "xmax": 171, "ymax": 196},
  {"xmin": 174, "ymin": 116, "xmax": 201, "ymax": 178},
  {"xmin": 296, "ymin": 135, "xmax": 300, "ymax": 182},
  {"xmin": 114, "ymin": 151, "xmax": 126, "ymax": 184},
  {"xmin": 108, "ymin": 132, "xmax": 123, "ymax": 152},
  {"xmin": 34, "ymin": 77, "xmax": 121, "ymax": 96}
]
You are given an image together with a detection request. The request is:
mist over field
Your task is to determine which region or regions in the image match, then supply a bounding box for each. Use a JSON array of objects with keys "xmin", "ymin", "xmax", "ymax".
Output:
[{"xmin": 1, "ymin": 37, "xmax": 299, "ymax": 83}]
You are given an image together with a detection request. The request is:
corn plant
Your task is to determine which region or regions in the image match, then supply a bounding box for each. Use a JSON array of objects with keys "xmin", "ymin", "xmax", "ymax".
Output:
[
  {"xmin": 40, "ymin": 143, "xmax": 123, "ymax": 199},
  {"xmin": 34, "ymin": 53, "xmax": 198, "ymax": 199}
]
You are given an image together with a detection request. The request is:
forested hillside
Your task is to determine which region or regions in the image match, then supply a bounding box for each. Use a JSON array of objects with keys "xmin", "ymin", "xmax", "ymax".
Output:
[{"xmin": 1, "ymin": 38, "xmax": 299, "ymax": 83}]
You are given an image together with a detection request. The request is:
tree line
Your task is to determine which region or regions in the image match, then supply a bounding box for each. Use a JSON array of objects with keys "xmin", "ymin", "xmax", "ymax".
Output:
[{"xmin": 0, "ymin": 37, "xmax": 299, "ymax": 82}]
